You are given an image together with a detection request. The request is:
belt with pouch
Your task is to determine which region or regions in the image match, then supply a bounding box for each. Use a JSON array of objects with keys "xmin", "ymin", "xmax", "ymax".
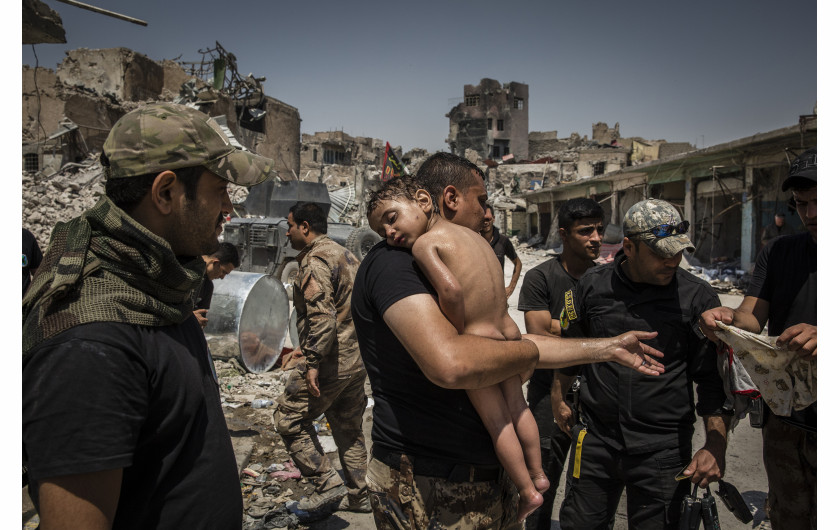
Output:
[{"xmin": 372, "ymin": 444, "xmax": 502, "ymax": 483}]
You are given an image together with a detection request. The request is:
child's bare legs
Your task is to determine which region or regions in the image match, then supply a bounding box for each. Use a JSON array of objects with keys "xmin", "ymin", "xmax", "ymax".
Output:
[
  {"xmin": 467, "ymin": 385, "xmax": 543, "ymax": 522},
  {"xmin": 499, "ymin": 375, "xmax": 550, "ymax": 493}
]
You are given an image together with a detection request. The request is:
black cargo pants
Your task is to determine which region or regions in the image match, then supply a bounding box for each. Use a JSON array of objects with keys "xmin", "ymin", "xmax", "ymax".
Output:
[{"xmin": 558, "ymin": 425, "xmax": 692, "ymax": 530}]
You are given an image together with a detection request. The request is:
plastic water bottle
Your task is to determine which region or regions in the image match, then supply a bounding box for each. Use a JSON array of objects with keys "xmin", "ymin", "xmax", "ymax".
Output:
[{"xmin": 251, "ymin": 398, "xmax": 274, "ymax": 408}]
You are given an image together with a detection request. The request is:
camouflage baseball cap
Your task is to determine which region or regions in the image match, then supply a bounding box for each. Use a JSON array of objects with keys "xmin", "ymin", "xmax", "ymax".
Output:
[
  {"xmin": 623, "ymin": 199, "xmax": 695, "ymax": 258},
  {"xmin": 781, "ymin": 147, "xmax": 816, "ymax": 191},
  {"xmin": 102, "ymin": 102, "xmax": 274, "ymax": 187}
]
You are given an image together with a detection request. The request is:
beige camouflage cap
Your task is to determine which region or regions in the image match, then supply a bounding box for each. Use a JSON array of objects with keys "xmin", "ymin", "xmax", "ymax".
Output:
[
  {"xmin": 623, "ymin": 199, "xmax": 695, "ymax": 258},
  {"xmin": 102, "ymin": 102, "xmax": 274, "ymax": 187}
]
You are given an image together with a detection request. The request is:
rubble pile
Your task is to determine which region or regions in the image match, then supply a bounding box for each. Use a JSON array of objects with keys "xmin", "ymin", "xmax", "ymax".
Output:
[
  {"xmin": 22, "ymin": 155, "xmax": 104, "ymax": 248},
  {"xmin": 211, "ymin": 353, "xmax": 373, "ymax": 529}
]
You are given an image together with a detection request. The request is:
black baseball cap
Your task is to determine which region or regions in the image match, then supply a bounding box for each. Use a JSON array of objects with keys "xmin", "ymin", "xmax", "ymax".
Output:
[{"xmin": 782, "ymin": 148, "xmax": 817, "ymax": 191}]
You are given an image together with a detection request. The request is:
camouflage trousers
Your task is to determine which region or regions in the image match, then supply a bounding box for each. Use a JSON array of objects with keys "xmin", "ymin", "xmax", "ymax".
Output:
[
  {"xmin": 273, "ymin": 368, "xmax": 368, "ymax": 499},
  {"xmin": 366, "ymin": 454, "xmax": 522, "ymax": 530},
  {"xmin": 763, "ymin": 413, "xmax": 816, "ymax": 530}
]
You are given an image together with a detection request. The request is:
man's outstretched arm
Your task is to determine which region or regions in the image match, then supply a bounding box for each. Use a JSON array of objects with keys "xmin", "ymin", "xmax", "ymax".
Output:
[
  {"xmin": 524, "ymin": 331, "xmax": 666, "ymax": 376},
  {"xmin": 384, "ymin": 293, "xmax": 538, "ymax": 390}
]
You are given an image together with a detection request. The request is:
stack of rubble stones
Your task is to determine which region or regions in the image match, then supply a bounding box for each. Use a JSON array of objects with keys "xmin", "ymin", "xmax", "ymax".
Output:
[{"xmin": 22, "ymin": 156, "xmax": 104, "ymax": 249}]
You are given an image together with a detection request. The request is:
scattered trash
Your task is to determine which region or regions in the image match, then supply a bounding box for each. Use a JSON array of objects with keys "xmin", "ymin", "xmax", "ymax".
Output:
[
  {"xmin": 252, "ymin": 398, "xmax": 274, "ymax": 409},
  {"xmin": 242, "ymin": 468, "xmax": 260, "ymax": 478},
  {"xmin": 262, "ymin": 506, "xmax": 299, "ymax": 528},
  {"xmin": 317, "ymin": 435, "xmax": 338, "ymax": 453},
  {"xmin": 269, "ymin": 460, "xmax": 301, "ymax": 481},
  {"xmin": 270, "ymin": 469, "xmax": 302, "ymax": 481}
]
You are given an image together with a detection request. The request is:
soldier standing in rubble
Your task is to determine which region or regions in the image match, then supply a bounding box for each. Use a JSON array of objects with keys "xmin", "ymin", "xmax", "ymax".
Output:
[
  {"xmin": 273, "ymin": 202, "xmax": 370, "ymax": 516},
  {"xmin": 22, "ymin": 102, "xmax": 274, "ymax": 529}
]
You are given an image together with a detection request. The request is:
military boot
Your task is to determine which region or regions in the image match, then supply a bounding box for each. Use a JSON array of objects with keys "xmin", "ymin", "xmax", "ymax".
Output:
[{"xmin": 338, "ymin": 494, "xmax": 372, "ymax": 513}]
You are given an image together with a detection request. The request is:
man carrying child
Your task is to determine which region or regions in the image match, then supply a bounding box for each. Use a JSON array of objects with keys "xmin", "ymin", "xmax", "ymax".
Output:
[{"xmin": 351, "ymin": 152, "xmax": 666, "ymax": 529}]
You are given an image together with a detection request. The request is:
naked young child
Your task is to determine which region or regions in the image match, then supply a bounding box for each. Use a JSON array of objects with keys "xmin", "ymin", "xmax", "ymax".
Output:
[{"xmin": 367, "ymin": 176, "xmax": 548, "ymax": 521}]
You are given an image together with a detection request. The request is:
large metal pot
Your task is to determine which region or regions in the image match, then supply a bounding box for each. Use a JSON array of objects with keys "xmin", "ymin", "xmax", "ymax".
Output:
[{"xmin": 205, "ymin": 271, "xmax": 290, "ymax": 373}]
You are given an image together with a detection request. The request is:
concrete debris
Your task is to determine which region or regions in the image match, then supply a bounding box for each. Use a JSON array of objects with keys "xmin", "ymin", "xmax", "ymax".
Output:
[
  {"xmin": 22, "ymin": 154, "xmax": 104, "ymax": 249},
  {"xmin": 213, "ymin": 354, "xmax": 367, "ymax": 526}
]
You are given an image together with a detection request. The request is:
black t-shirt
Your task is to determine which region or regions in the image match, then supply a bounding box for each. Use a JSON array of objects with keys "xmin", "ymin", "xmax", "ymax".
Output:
[
  {"xmin": 570, "ymin": 251, "xmax": 726, "ymax": 454},
  {"xmin": 517, "ymin": 256, "xmax": 589, "ymax": 388},
  {"xmin": 488, "ymin": 226, "xmax": 518, "ymax": 271},
  {"xmin": 23, "ymin": 320, "xmax": 242, "ymax": 530},
  {"xmin": 747, "ymin": 232, "xmax": 817, "ymax": 431},
  {"xmin": 351, "ymin": 241, "xmax": 497, "ymax": 466},
  {"xmin": 22, "ymin": 228, "xmax": 42, "ymax": 296},
  {"xmin": 194, "ymin": 275, "xmax": 214, "ymax": 311}
]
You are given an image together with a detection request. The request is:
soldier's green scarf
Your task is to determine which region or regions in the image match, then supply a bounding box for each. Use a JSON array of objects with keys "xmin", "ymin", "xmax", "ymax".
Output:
[{"xmin": 22, "ymin": 196, "xmax": 205, "ymax": 354}]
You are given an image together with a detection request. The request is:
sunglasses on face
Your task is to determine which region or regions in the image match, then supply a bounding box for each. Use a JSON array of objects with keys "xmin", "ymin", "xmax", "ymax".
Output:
[
  {"xmin": 626, "ymin": 220, "xmax": 690, "ymax": 239},
  {"xmin": 574, "ymin": 226, "xmax": 606, "ymax": 237}
]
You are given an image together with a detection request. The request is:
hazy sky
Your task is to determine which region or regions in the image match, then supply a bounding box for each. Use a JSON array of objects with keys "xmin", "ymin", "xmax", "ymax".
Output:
[{"xmin": 22, "ymin": 0, "xmax": 816, "ymax": 153}]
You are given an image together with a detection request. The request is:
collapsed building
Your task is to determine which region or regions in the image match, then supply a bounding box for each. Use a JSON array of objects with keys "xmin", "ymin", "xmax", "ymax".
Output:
[
  {"xmin": 22, "ymin": 44, "xmax": 302, "ymax": 246},
  {"xmin": 297, "ymin": 131, "xmax": 430, "ymax": 223},
  {"xmin": 482, "ymin": 121, "xmax": 694, "ymax": 243}
]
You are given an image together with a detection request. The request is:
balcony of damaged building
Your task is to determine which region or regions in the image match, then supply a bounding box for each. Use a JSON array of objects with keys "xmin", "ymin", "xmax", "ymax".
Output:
[
  {"xmin": 22, "ymin": 41, "xmax": 302, "ymax": 249},
  {"xmin": 490, "ymin": 117, "xmax": 816, "ymax": 296}
]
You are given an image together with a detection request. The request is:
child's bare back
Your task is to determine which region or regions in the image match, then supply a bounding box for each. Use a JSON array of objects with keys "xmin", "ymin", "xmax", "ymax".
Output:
[
  {"xmin": 412, "ymin": 219, "xmax": 521, "ymax": 342},
  {"xmin": 366, "ymin": 178, "xmax": 547, "ymax": 522}
]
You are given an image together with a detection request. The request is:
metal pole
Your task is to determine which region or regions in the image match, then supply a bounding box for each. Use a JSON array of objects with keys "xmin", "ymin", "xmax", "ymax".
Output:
[{"xmin": 54, "ymin": 0, "xmax": 148, "ymax": 26}]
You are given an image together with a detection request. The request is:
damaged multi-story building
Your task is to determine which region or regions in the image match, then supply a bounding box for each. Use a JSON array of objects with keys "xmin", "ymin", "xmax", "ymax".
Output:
[
  {"xmin": 299, "ymin": 131, "xmax": 384, "ymax": 187},
  {"xmin": 446, "ymin": 78, "xmax": 529, "ymax": 161},
  {"xmin": 22, "ymin": 43, "xmax": 302, "ymax": 244},
  {"xmin": 23, "ymin": 46, "xmax": 300, "ymax": 180}
]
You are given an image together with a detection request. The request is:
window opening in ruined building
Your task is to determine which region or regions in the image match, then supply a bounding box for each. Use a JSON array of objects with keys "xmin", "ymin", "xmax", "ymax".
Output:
[
  {"xmin": 465, "ymin": 95, "xmax": 480, "ymax": 106},
  {"xmin": 24, "ymin": 153, "xmax": 39, "ymax": 172},
  {"xmin": 323, "ymin": 147, "xmax": 347, "ymax": 165},
  {"xmin": 492, "ymin": 140, "xmax": 509, "ymax": 159},
  {"xmin": 313, "ymin": 149, "xmax": 318, "ymax": 162},
  {"xmin": 487, "ymin": 118, "xmax": 493, "ymax": 130},
  {"xmin": 594, "ymin": 161, "xmax": 606, "ymax": 176},
  {"xmin": 497, "ymin": 120, "xmax": 504, "ymax": 131},
  {"xmin": 513, "ymin": 97, "xmax": 524, "ymax": 110}
]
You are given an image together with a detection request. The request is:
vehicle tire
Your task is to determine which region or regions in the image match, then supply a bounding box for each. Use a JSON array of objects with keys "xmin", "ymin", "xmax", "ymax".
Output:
[
  {"xmin": 345, "ymin": 227, "xmax": 381, "ymax": 261},
  {"xmin": 277, "ymin": 260, "xmax": 299, "ymax": 299}
]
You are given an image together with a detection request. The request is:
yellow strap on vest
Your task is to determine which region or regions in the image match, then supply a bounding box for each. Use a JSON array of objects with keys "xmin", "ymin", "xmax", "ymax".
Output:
[{"xmin": 572, "ymin": 427, "xmax": 587, "ymax": 479}]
